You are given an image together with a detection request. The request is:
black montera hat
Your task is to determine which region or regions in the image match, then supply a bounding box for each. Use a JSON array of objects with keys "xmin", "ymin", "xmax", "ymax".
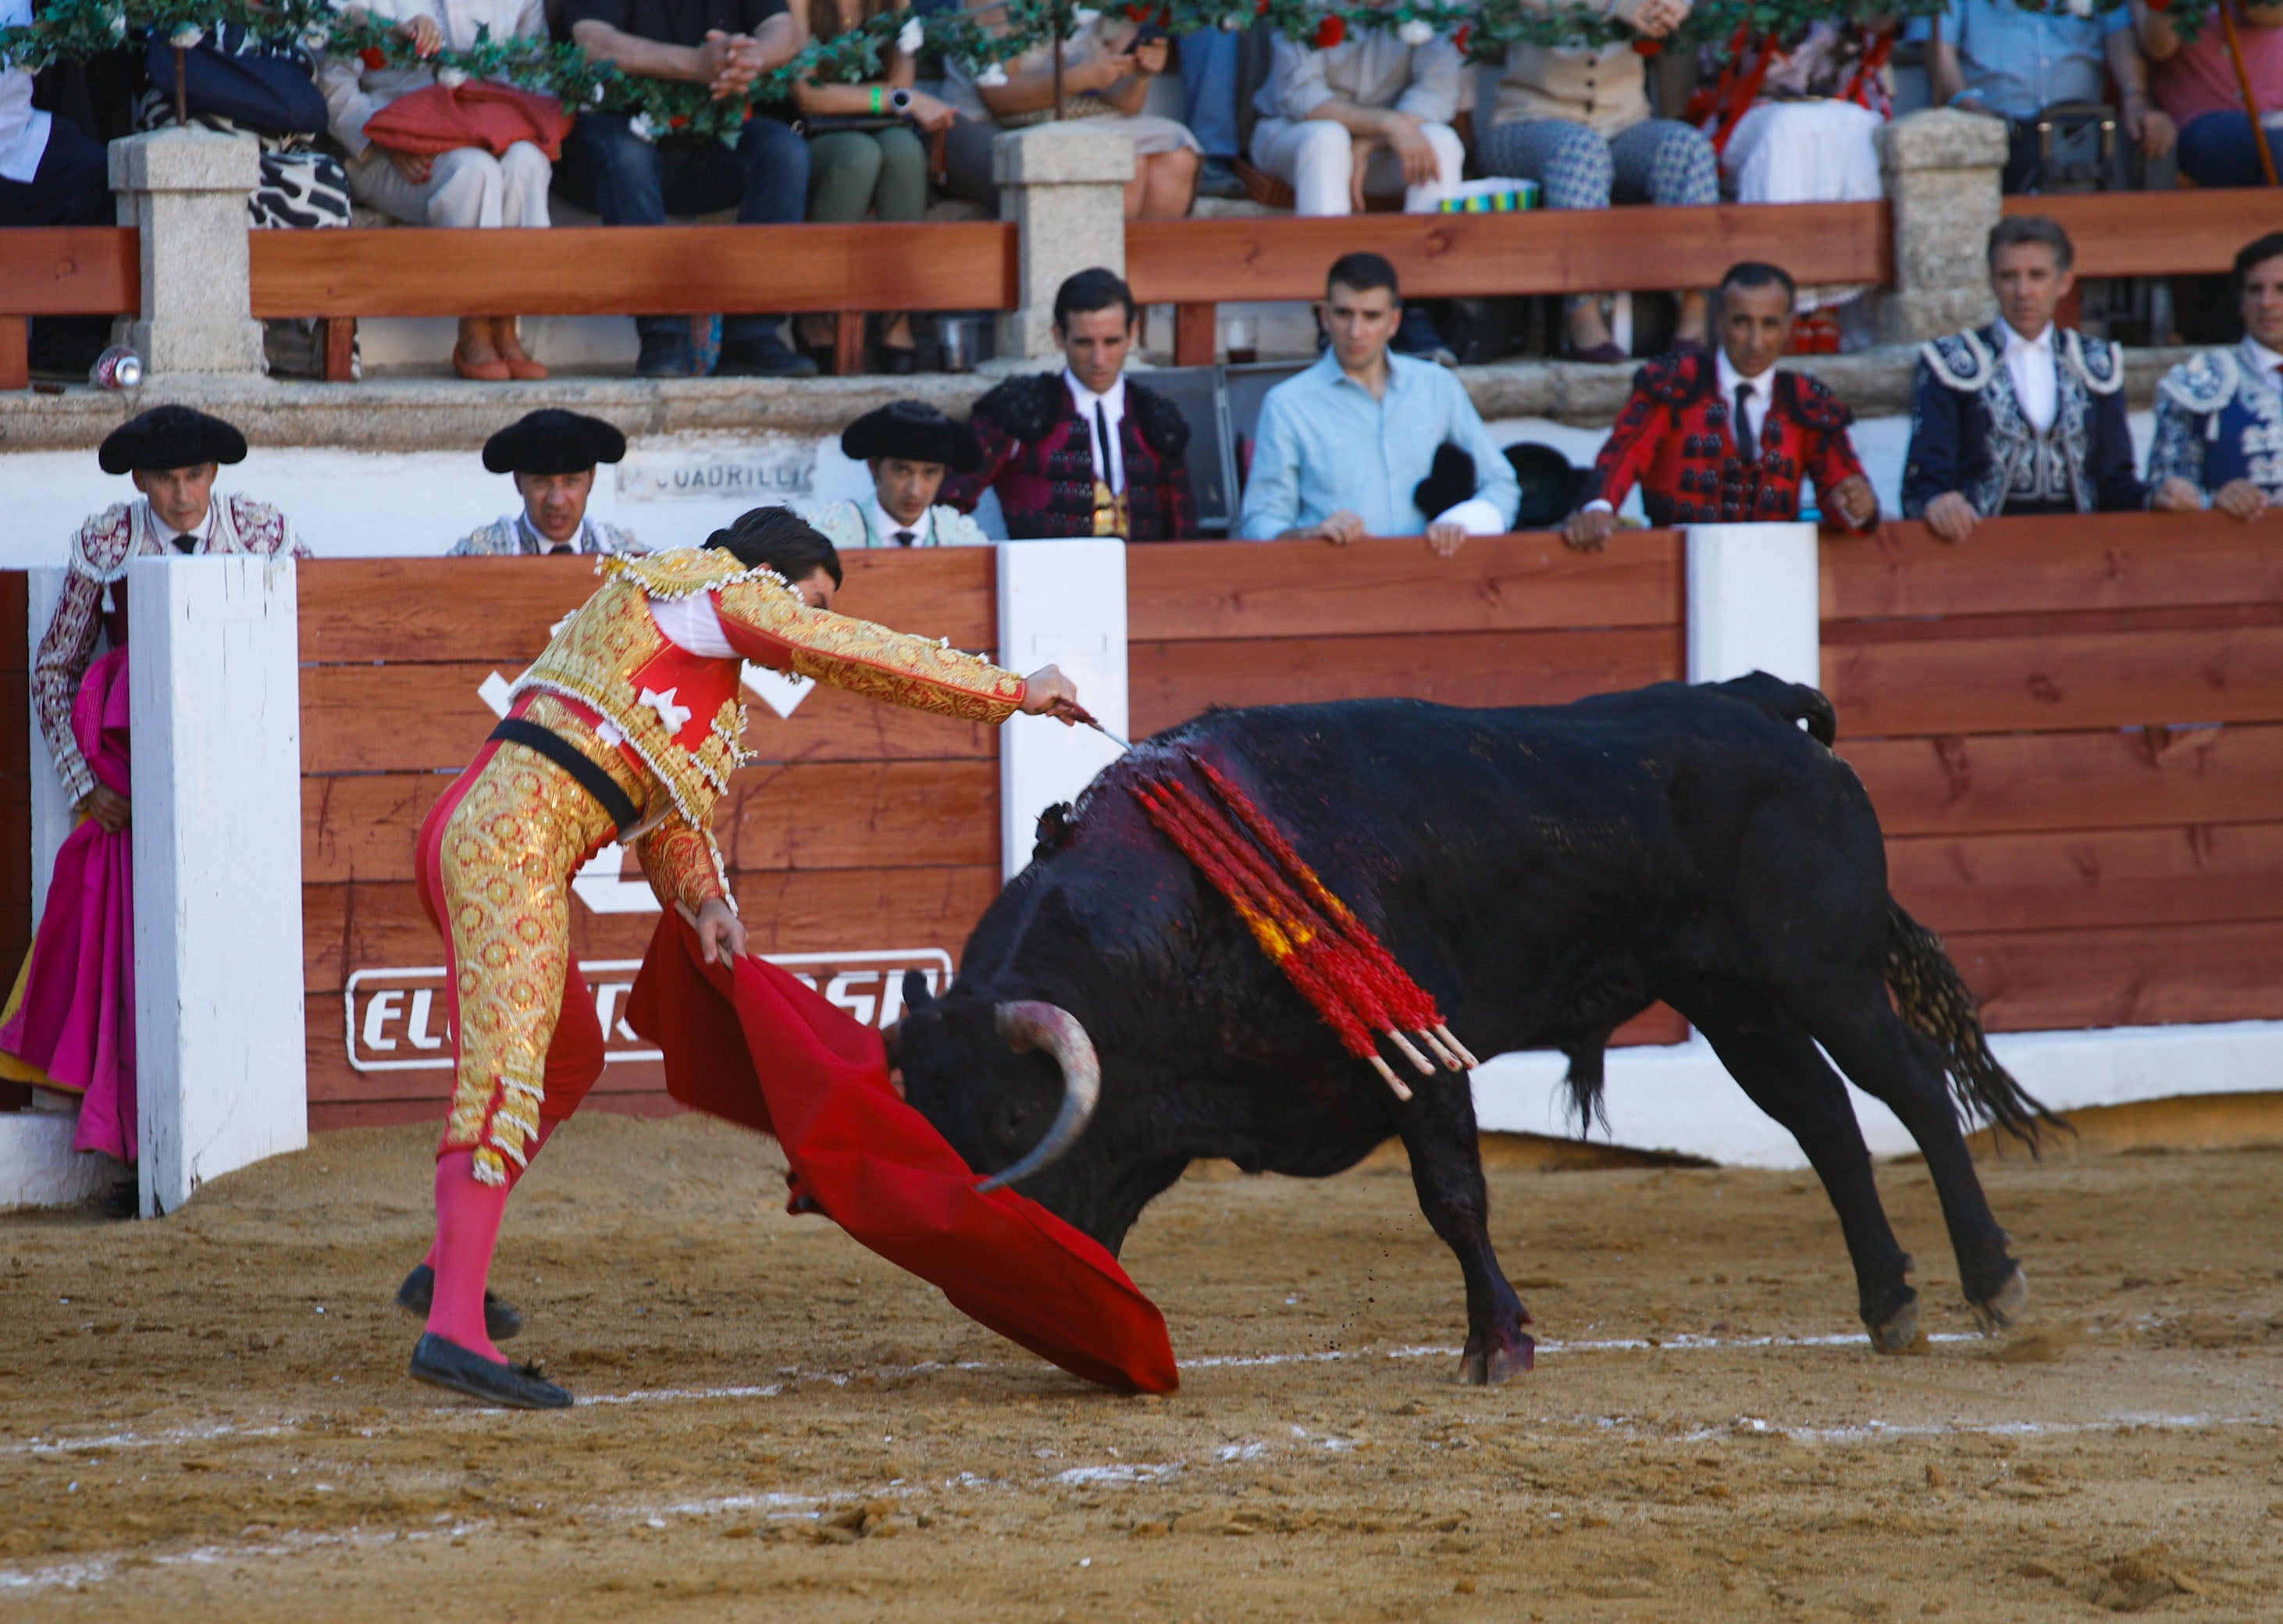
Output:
[
  {"xmin": 1505, "ymin": 442, "xmax": 1589, "ymax": 530},
  {"xmin": 482, "ymin": 409, "xmax": 629, "ymax": 476},
  {"xmin": 97, "ymin": 404, "xmax": 248, "ymax": 475},
  {"xmin": 840, "ymin": 399, "xmax": 983, "ymax": 473}
]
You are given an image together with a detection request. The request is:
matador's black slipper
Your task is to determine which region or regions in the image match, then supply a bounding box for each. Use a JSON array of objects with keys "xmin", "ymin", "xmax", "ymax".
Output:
[
  {"xmin": 408, "ymin": 1334, "xmax": 573, "ymax": 1410},
  {"xmin": 394, "ymin": 1263, "xmax": 524, "ymax": 1342}
]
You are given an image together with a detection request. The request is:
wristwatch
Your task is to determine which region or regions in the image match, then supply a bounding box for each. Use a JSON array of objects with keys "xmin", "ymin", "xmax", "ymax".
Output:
[{"xmin": 889, "ymin": 87, "xmax": 913, "ymax": 114}]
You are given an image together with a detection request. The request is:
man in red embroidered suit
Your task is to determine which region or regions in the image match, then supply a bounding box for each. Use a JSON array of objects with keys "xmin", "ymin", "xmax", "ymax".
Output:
[
  {"xmin": 393, "ymin": 507, "xmax": 1085, "ymax": 1408},
  {"xmin": 939, "ymin": 269, "xmax": 1197, "ymax": 542},
  {"xmin": 1564, "ymin": 262, "xmax": 1879, "ymax": 549}
]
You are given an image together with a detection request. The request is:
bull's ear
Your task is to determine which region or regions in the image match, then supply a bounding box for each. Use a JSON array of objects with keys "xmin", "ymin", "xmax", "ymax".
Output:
[{"xmin": 902, "ymin": 969, "xmax": 935, "ymax": 1013}]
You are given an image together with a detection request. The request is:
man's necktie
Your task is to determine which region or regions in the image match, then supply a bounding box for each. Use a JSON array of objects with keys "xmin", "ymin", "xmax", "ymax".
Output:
[
  {"xmin": 1734, "ymin": 381, "xmax": 1758, "ymax": 462},
  {"xmin": 171, "ymin": 534, "xmax": 196, "ymax": 555},
  {"xmin": 892, "ymin": 529, "xmax": 917, "ymax": 547},
  {"xmin": 1095, "ymin": 401, "xmax": 1116, "ymax": 493}
]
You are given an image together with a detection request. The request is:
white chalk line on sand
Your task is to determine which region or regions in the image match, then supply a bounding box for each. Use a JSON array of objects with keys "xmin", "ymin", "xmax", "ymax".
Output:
[{"xmin": 5, "ymin": 1394, "xmax": 2278, "ymax": 1601}]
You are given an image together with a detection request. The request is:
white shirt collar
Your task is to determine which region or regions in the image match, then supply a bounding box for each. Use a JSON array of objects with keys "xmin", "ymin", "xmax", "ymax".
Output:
[
  {"xmin": 868, "ymin": 495, "xmax": 932, "ymax": 545},
  {"xmin": 1999, "ymin": 319, "xmax": 2054, "ymax": 355},
  {"xmin": 2246, "ymin": 337, "xmax": 2283, "ymax": 376},
  {"xmin": 1714, "ymin": 349, "xmax": 1777, "ymax": 399},
  {"xmin": 1063, "ymin": 367, "xmax": 1127, "ymax": 415},
  {"xmin": 519, "ymin": 511, "xmax": 586, "ymax": 554},
  {"xmin": 147, "ymin": 500, "xmax": 213, "ymax": 550}
]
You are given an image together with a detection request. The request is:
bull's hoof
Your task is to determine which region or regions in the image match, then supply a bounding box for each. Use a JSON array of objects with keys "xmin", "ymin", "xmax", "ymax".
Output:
[
  {"xmin": 1457, "ymin": 1331, "xmax": 1535, "ymax": 1386},
  {"xmin": 1969, "ymin": 1264, "xmax": 2028, "ymax": 1334},
  {"xmin": 1868, "ymin": 1295, "xmax": 1922, "ymax": 1355}
]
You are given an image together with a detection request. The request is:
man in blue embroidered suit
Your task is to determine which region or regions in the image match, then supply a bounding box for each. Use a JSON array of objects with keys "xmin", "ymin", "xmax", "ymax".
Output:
[
  {"xmin": 2149, "ymin": 231, "xmax": 2283, "ymax": 525},
  {"xmin": 1903, "ymin": 216, "xmax": 2143, "ymax": 544}
]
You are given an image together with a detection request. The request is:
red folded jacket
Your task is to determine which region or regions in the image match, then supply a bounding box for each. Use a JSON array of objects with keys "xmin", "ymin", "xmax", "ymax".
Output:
[
  {"xmin": 362, "ymin": 80, "xmax": 572, "ymax": 162},
  {"xmin": 625, "ymin": 912, "xmax": 1178, "ymax": 1395}
]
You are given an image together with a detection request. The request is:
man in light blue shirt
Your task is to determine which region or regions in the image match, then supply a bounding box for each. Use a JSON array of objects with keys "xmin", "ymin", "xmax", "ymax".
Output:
[
  {"xmin": 1925, "ymin": 0, "xmax": 2171, "ymax": 192},
  {"xmin": 1239, "ymin": 252, "xmax": 1519, "ymax": 552}
]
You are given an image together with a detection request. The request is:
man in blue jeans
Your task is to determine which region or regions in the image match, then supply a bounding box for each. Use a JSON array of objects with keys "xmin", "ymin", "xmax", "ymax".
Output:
[{"xmin": 560, "ymin": 0, "xmax": 817, "ymax": 377}]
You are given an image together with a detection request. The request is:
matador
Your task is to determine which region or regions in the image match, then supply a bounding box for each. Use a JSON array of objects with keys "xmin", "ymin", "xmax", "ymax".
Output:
[{"xmin": 395, "ymin": 506, "xmax": 1080, "ymax": 1408}]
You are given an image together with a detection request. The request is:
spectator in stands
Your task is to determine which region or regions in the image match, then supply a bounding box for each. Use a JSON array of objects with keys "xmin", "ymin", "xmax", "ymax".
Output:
[
  {"xmin": 0, "ymin": 0, "xmax": 113, "ymax": 376},
  {"xmin": 790, "ymin": 0, "xmax": 957, "ymax": 373},
  {"xmin": 1478, "ymin": 0, "xmax": 1715, "ymax": 360},
  {"xmin": 1239, "ymin": 251, "xmax": 1519, "ymax": 553},
  {"xmin": 940, "ymin": 12, "xmax": 1200, "ymax": 220},
  {"xmin": 1565, "ymin": 262, "xmax": 1877, "ymax": 548},
  {"xmin": 1248, "ymin": 9, "xmax": 1462, "ymax": 215},
  {"xmin": 1904, "ymin": 216, "xmax": 2142, "ymax": 543},
  {"xmin": 2149, "ymin": 231, "xmax": 2283, "ymax": 522},
  {"xmin": 2138, "ymin": 0, "xmax": 2283, "ymax": 190},
  {"xmin": 559, "ymin": 0, "xmax": 816, "ymax": 378},
  {"xmin": 942, "ymin": 268, "xmax": 1198, "ymax": 541},
  {"xmin": 1181, "ymin": 24, "xmax": 1248, "ymax": 198},
  {"xmin": 322, "ymin": 0, "xmax": 557, "ymax": 381},
  {"xmin": 451, "ymin": 410, "xmax": 643, "ymax": 555},
  {"xmin": 2, "ymin": 408, "xmax": 306, "ymax": 1185},
  {"xmin": 1927, "ymin": 0, "xmax": 2172, "ymax": 194},
  {"xmin": 809, "ymin": 400, "xmax": 991, "ymax": 547}
]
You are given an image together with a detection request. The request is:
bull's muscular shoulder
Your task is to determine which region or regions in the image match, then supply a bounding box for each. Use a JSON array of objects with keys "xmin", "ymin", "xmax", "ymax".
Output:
[
  {"xmin": 1783, "ymin": 371, "xmax": 1854, "ymax": 431},
  {"xmin": 1633, "ymin": 351, "xmax": 1709, "ymax": 406},
  {"xmin": 223, "ymin": 493, "xmax": 294, "ymax": 554},
  {"xmin": 69, "ymin": 503, "xmax": 137, "ymax": 581},
  {"xmin": 971, "ymin": 372, "xmax": 1071, "ymax": 444},
  {"xmin": 1125, "ymin": 379, "xmax": 1191, "ymax": 459}
]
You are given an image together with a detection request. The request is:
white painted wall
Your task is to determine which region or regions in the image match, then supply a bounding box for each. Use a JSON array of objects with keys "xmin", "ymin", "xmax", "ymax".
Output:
[
  {"xmin": 995, "ymin": 539, "xmax": 1129, "ymax": 883},
  {"xmin": 129, "ymin": 556, "xmax": 307, "ymax": 1217}
]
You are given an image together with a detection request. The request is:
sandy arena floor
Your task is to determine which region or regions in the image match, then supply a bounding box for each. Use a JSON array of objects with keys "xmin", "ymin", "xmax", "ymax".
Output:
[{"xmin": 2, "ymin": 1113, "xmax": 2278, "ymax": 1622}]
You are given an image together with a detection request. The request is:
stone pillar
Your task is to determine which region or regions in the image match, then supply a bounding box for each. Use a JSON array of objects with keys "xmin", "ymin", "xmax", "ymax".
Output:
[
  {"xmin": 1875, "ymin": 109, "xmax": 2007, "ymax": 344},
  {"xmin": 993, "ymin": 125, "xmax": 1134, "ymax": 362},
  {"xmin": 109, "ymin": 128, "xmax": 264, "ymax": 376}
]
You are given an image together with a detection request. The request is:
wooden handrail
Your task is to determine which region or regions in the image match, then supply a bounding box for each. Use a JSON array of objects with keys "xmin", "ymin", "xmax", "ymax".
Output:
[
  {"xmin": 2000, "ymin": 189, "xmax": 2283, "ymax": 278},
  {"xmin": 247, "ymin": 221, "xmax": 1019, "ymax": 319},
  {"xmin": 0, "ymin": 226, "xmax": 138, "ymax": 390}
]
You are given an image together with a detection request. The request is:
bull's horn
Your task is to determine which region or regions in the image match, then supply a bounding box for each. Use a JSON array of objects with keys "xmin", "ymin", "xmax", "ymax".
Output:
[{"xmin": 973, "ymin": 1002, "xmax": 1101, "ymax": 1194}]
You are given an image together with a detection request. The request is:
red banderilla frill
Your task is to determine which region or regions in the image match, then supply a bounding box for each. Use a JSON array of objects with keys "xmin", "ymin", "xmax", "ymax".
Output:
[{"xmin": 1130, "ymin": 753, "xmax": 1477, "ymax": 1100}]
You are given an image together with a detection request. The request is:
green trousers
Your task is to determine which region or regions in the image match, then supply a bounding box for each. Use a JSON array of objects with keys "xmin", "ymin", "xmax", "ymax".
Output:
[{"xmin": 805, "ymin": 126, "xmax": 929, "ymax": 223}]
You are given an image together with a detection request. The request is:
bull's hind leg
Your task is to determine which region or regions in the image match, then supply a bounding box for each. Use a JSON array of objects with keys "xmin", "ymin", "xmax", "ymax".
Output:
[
  {"xmin": 1676, "ymin": 989, "xmax": 1922, "ymax": 1352},
  {"xmin": 1805, "ymin": 988, "xmax": 2026, "ymax": 1332},
  {"xmin": 1395, "ymin": 1078, "xmax": 1533, "ymax": 1384}
]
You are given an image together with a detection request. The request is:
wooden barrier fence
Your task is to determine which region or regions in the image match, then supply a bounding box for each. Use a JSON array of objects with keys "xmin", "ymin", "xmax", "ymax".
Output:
[
  {"xmin": 1822, "ymin": 511, "xmax": 2283, "ymax": 1034},
  {"xmin": 297, "ymin": 548, "xmax": 1003, "ymax": 1131},
  {"xmin": 0, "ymin": 226, "xmax": 138, "ymax": 391}
]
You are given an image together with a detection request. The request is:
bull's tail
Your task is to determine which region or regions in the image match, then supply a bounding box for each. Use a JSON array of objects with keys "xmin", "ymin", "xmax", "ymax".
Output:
[
  {"xmin": 1883, "ymin": 900, "xmax": 2057, "ymax": 1152},
  {"xmin": 1708, "ymin": 671, "xmax": 1837, "ymax": 748}
]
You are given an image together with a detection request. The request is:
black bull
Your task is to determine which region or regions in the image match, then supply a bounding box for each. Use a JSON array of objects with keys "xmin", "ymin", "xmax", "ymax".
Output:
[{"xmin": 892, "ymin": 675, "xmax": 2048, "ymax": 1384}]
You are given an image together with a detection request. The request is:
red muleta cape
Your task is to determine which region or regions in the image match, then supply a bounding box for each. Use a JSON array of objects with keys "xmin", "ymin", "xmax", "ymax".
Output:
[{"xmin": 625, "ymin": 913, "xmax": 1177, "ymax": 1394}]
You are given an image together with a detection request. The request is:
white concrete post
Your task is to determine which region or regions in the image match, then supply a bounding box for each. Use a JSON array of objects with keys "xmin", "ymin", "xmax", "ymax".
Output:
[
  {"xmin": 993, "ymin": 126, "xmax": 1135, "ymax": 363},
  {"xmin": 1875, "ymin": 109, "xmax": 2008, "ymax": 345},
  {"xmin": 1684, "ymin": 522, "xmax": 1822, "ymax": 689},
  {"xmin": 109, "ymin": 128, "xmax": 265, "ymax": 376},
  {"xmin": 996, "ymin": 539, "xmax": 1128, "ymax": 883},
  {"xmin": 130, "ymin": 555, "xmax": 306, "ymax": 1217}
]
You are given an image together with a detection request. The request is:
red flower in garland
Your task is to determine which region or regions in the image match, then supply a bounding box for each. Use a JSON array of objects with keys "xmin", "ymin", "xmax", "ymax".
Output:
[
  {"xmin": 1314, "ymin": 13, "xmax": 1345, "ymax": 47},
  {"xmin": 360, "ymin": 45, "xmax": 386, "ymax": 68},
  {"xmin": 1630, "ymin": 34, "xmax": 1661, "ymax": 55},
  {"xmin": 2145, "ymin": 0, "xmax": 2171, "ymax": 10},
  {"xmin": 1451, "ymin": 22, "xmax": 1471, "ymax": 55},
  {"xmin": 668, "ymin": 114, "xmax": 689, "ymax": 128}
]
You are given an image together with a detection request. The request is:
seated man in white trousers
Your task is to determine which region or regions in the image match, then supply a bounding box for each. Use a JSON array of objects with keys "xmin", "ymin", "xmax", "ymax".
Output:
[{"xmin": 1249, "ymin": 16, "xmax": 1465, "ymax": 217}]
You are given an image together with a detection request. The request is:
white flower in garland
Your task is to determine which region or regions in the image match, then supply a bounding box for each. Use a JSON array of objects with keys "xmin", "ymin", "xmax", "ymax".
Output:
[
  {"xmin": 1071, "ymin": 6, "xmax": 1100, "ymax": 24},
  {"xmin": 897, "ymin": 16, "xmax": 924, "ymax": 54},
  {"xmin": 629, "ymin": 111, "xmax": 657, "ymax": 142},
  {"xmin": 1220, "ymin": 9, "xmax": 1244, "ymax": 27},
  {"xmin": 974, "ymin": 59, "xmax": 1007, "ymax": 86},
  {"xmin": 107, "ymin": 9, "xmax": 128, "ymax": 39},
  {"xmin": 2064, "ymin": 0, "xmax": 2093, "ymax": 13},
  {"xmin": 1397, "ymin": 17, "xmax": 1434, "ymax": 45},
  {"xmin": 168, "ymin": 23, "xmax": 202, "ymax": 48},
  {"xmin": 589, "ymin": 80, "xmax": 607, "ymax": 103},
  {"xmin": 435, "ymin": 63, "xmax": 468, "ymax": 87}
]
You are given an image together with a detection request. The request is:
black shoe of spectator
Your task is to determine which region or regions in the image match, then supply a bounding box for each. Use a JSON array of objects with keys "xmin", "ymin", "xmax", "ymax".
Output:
[
  {"xmin": 714, "ymin": 335, "xmax": 821, "ymax": 378},
  {"xmin": 1393, "ymin": 308, "xmax": 1456, "ymax": 368},
  {"xmin": 1196, "ymin": 158, "xmax": 1248, "ymax": 201},
  {"xmin": 636, "ymin": 331, "xmax": 694, "ymax": 378},
  {"xmin": 878, "ymin": 345, "xmax": 918, "ymax": 376}
]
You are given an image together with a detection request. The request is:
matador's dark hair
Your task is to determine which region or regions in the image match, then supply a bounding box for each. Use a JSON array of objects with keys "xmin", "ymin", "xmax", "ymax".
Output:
[{"xmin": 705, "ymin": 506, "xmax": 844, "ymax": 588}]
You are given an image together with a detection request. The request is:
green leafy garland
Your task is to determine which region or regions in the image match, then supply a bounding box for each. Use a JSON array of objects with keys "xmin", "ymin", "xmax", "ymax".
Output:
[{"xmin": 0, "ymin": 0, "xmax": 2218, "ymax": 143}]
